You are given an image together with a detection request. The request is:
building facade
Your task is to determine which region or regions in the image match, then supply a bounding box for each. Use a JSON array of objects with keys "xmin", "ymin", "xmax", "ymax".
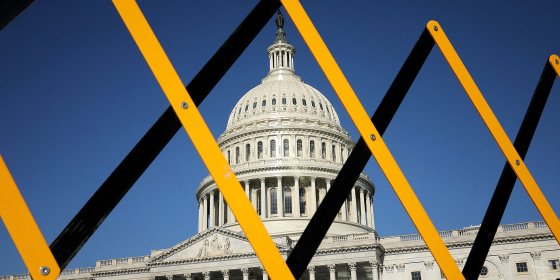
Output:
[{"xmin": 3, "ymin": 10, "xmax": 559, "ymax": 280}]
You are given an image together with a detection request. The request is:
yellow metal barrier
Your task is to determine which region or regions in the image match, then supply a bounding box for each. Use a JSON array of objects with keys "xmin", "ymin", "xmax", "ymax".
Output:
[
  {"xmin": 0, "ymin": 155, "xmax": 60, "ymax": 280},
  {"xmin": 0, "ymin": 2, "xmax": 558, "ymax": 280}
]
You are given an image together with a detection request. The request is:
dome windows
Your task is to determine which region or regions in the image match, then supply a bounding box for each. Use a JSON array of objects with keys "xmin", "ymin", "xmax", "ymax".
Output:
[
  {"xmin": 319, "ymin": 103, "xmax": 324, "ymax": 110},
  {"xmin": 272, "ymin": 98, "xmax": 276, "ymax": 105},
  {"xmin": 282, "ymin": 97, "xmax": 287, "ymax": 105},
  {"xmin": 262, "ymin": 100, "xmax": 266, "ymax": 107},
  {"xmin": 253, "ymin": 102, "xmax": 257, "ymax": 109},
  {"xmin": 245, "ymin": 104, "xmax": 249, "ymax": 112},
  {"xmin": 311, "ymin": 100, "xmax": 316, "ymax": 108},
  {"xmin": 302, "ymin": 99, "xmax": 307, "ymax": 106},
  {"xmin": 270, "ymin": 140, "xmax": 276, "ymax": 157},
  {"xmin": 292, "ymin": 98, "xmax": 297, "ymax": 105}
]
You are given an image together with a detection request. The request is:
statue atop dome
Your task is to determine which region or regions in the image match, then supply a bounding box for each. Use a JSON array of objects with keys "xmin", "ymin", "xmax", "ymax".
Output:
[
  {"xmin": 275, "ymin": 9, "xmax": 284, "ymax": 29},
  {"xmin": 274, "ymin": 9, "xmax": 288, "ymax": 44}
]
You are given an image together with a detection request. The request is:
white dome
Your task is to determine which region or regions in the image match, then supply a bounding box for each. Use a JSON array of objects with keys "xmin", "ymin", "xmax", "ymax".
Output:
[
  {"xmin": 224, "ymin": 70, "xmax": 341, "ymax": 132},
  {"xmin": 195, "ymin": 10, "xmax": 375, "ymax": 238}
]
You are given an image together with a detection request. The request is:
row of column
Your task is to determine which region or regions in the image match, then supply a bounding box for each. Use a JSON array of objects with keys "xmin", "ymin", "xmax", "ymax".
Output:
[
  {"xmin": 198, "ymin": 177, "xmax": 374, "ymax": 232},
  {"xmin": 150, "ymin": 262, "xmax": 380, "ymax": 280}
]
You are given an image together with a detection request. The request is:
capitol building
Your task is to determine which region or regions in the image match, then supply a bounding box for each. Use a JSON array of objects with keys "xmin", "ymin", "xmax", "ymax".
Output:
[{"xmin": 3, "ymin": 10, "xmax": 560, "ymax": 280}]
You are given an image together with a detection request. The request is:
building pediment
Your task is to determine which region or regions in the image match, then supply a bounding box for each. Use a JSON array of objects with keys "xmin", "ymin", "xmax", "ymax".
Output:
[{"xmin": 149, "ymin": 227, "xmax": 288, "ymax": 265}]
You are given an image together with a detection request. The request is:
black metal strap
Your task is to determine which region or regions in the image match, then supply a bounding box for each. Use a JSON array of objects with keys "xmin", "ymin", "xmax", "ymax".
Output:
[
  {"xmin": 0, "ymin": 0, "xmax": 35, "ymax": 30},
  {"xmin": 286, "ymin": 28, "xmax": 435, "ymax": 279},
  {"xmin": 462, "ymin": 60, "xmax": 557, "ymax": 280},
  {"xmin": 49, "ymin": 0, "xmax": 281, "ymax": 269}
]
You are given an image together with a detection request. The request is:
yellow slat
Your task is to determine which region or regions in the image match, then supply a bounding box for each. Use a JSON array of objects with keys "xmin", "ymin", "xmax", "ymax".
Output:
[
  {"xmin": 111, "ymin": 1, "xmax": 295, "ymax": 279},
  {"xmin": 428, "ymin": 20, "xmax": 560, "ymax": 244},
  {"xmin": 280, "ymin": 1, "xmax": 465, "ymax": 279},
  {"xmin": 0, "ymin": 154, "xmax": 60, "ymax": 280},
  {"xmin": 550, "ymin": 54, "xmax": 560, "ymax": 78}
]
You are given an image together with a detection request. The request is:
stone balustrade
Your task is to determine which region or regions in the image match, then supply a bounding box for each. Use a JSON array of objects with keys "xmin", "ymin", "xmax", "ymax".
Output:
[{"xmin": 383, "ymin": 221, "xmax": 549, "ymax": 244}]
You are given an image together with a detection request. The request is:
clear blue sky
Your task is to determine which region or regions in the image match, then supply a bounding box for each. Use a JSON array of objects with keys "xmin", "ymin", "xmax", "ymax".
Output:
[{"xmin": 1, "ymin": 0, "xmax": 559, "ymax": 276}]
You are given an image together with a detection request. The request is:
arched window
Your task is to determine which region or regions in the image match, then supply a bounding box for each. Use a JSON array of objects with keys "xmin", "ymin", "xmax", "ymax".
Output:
[
  {"xmin": 283, "ymin": 139, "xmax": 289, "ymax": 157},
  {"xmin": 257, "ymin": 141, "xmax": 263, "ymax": 159},
  {"xmin": 272, "ymin": 98, "xmax": 276, "ymax": 105},
  {"xmin": 245, "ymin": 104, "xmax": 249, "ymax": 111},
  {"xmin": 256, "ymin": 190, "xmax": 261, "ymax": 215},
  {"xmin": 227, "ymin": 150, "xmax": 231, "ymax": 164},
  {"xmin": 246, "ymin": 144, "xmax": 251, "ymax": 161},
  {"xmin": 284, "ymin": 188, "xmax": 292, "ymax": 214},
  {"xmin": 253, "ymin": 102, "xmax": 257, "ymax": 109},
  {"xmin": 310, "ymin": 140, "xmax": 315, "ymax": 158},
  {"xmin": 270, "ymin": 188, "xmax": 277, "ymax": 215},
  {"xmin": 270, "ymin": 140, "xmax": 276, "ymax": 157},
  {"xmin": 302, "ymin": 99, "xmax": 307, "ymax": 106},
  {"xmin": 332, "ymin": 145, "xmax": 336, "ymax": 161},
  {"xmin": 299, "ymin": 188, "xmax": 306, "ymax": 215},
  {"xmin": 282, "ymin": 97, "xmax": 287, "ymax": 105},
  {"xmin": 292, "ymin": 98, "xmax": 297, "ymax": 105},
  {"xmin": 319, "ymin": 103, "xmax": 324, "ymax": 110},
  {"xmin": 235, "ymin": 147, "xmax": 240, "ymax": 164},
  {"xmin": 311, "ymin": 100, "xmax": 316, "ymax": 108},
  {"xmin": 297, "ymin": 139, "xmax": 302, "ymax": 157},
  {"xmin": 262, "ymin": 100, "xmax": 266, "ymax": 107},
  {"xmin": 321, "ymin": 142, "xmax": 326, "ymax": 159}
]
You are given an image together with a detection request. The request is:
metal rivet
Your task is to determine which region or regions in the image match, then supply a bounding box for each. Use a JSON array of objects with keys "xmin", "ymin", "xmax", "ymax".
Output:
[
  {"xmin": 40, "ymin": 266, "xmax": 50, "ymax": 276},
  {"xmin": 555, "ymin": 59, "xmax": 559, "ymax": 65},
  {"xmin": 370, "ymin": 134, "xmax": 376, "ymax": 141},
  {"xmin": 515, "ymin": 160, "xmax": 520, "ymax": 166},
  {"xmin": 181, "ymin": 102, "xmax": 188, "ymax": 109},
  {"xmin": 433, "ymin": 26, "xmax": 438, "ymax": 31}
]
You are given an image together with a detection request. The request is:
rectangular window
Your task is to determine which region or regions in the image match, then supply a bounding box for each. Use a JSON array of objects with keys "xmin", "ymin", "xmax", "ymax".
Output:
[
  {"xmin": 411, "ymin": 271, "xmax": 421, "ymax": 280},
  {"xmin": 284, "ymin": 188, "xmax": 292, "ymax": 214},
  {"xmin": 516, "ymin": 262, "xmax": 528, "ymax": 273},
  {"xmin": 549, "ymin": 259, "xmax": 560, "ymax": 270}
]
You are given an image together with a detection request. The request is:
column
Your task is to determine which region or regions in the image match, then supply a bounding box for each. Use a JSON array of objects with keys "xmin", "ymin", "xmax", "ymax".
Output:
[
  {"xmin": 219, "ymin": 191, "xmax": 224, "ymax": 226},
  {"xmin": 308, "ymin": 266, "xmax": 316, "ymax": 280},
  {"xmin": 423, "ymin": 261, "xmax": 434, "ymax": 280},
  {"xmin": 166, "ymin": 275, "xmax": 173, "ymax": 280},
  {"xmin": 499, "ymin": 255, "xmax": 511, "ymax": 280},
  {"xmin": 349, "ymin": 263, "xmax": 357, "ymax": 280},
  {"xmin": 531, "ymin": 251, "xmax": 543, "ymax": 279},
  {"xmin": 261, "ymin": 267, "xmax": 268, "ymax": 280},
  {"xmin": 203, "ymin": 271, "xmax": 211, "ymax": 280},
  {"xmin": 198, "ymin": 199, "xmax": 203, "ymax": 232},
  {"xmin": 371, "ymin": 196, "xmax": 375, "ymax": 229},
  {"xmin": 351, "ymin": 187, "xmax": 358, "ymax": 223},
  {"xmin": 227, "ymin": 201, "xmax": 234, "ymax": 224},
  {"xmin": 203, "ymin": 195, "xmax": 208, "ymax": 230},
  {"xmin": 310, "ymin": 177, "xmax": 317, "ymax": 215},
  {"xmin": 277, "ymin": 176, "xmax": 283, "ymax": 217},
  {"xmin": 341, "ymin": 197, "xmax": 348, "ymax": 221},
  {"xmin": 293, "ymin": 176, "xmax": 300, "ymax": 217},
  {"xmin": 184, "ymin": 273, "xmax": 192, "ymax": 280},
  {"xmin": 396, "ymin": 264, "xmax": 405, "ymax": 280},
  {"xmin": 245, "ymin": 180, "xmax": 250, "ymax": 199},
  {"xmin": 328, "ymin": 264, "xmax": 336, "ymax": 280},
  {"xmin": 209, "ymin": 190, "xmax": 215, "ymax": 227},
  {"xmin": 326, "ymin": 178, "xmax": 331, "ymax": 191},
  {"xmin": 260, "ymin": 178, "xmax": 266, "ymax": 218},
  {"xmin": 366, "ymin": 192, "xmax": 373, "ymax": 229},
  {"xmin": 222, "ymin": 270, "xmax": 230, "ymax": 280},
  {"xmin": 359, "ymin": 188, "xmax": 366, "ymax": 225},
  {"xmin": 370, "ymin": 261, "xmax": 379, "ymax": 280},
  {"xmin": 242, "ymin": 268, "xmax": 250, "ymax": 280}
]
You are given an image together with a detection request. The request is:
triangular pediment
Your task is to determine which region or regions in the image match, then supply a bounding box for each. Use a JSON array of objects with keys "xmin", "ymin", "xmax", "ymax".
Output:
[{"xmin": 149, "ymin": 228, "xmax": 289, "ymax": 264}]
